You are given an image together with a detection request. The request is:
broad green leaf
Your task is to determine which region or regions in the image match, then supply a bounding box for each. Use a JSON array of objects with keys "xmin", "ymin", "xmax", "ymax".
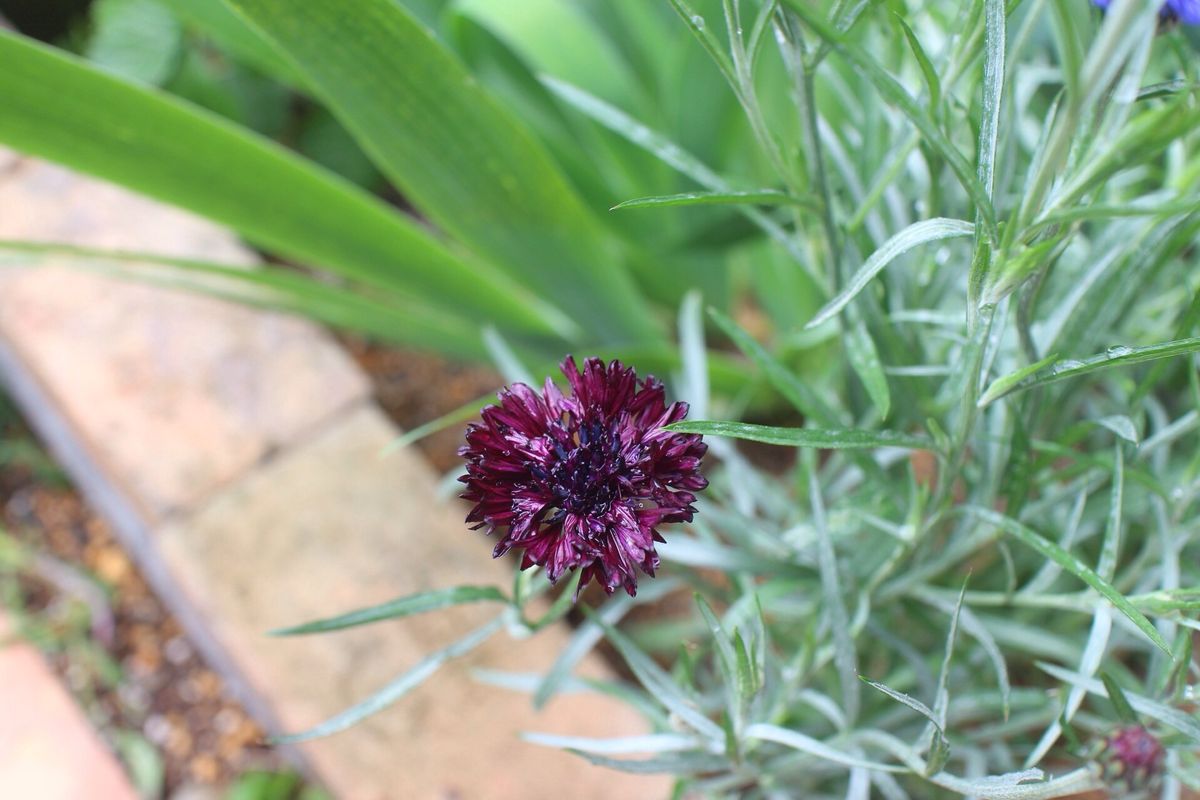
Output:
[
  {"xmin": 966, "ymin": 508, "xmax": 1173, "ymax": 656},
  {"xmin": 86, "ymin": 0, "xmax": 183, "ymax": 85},
  {"xmin": 808, "ymin": 219, "xmax": 975, "ymax": 328},
  {"xmin": 666, "ymin": 421, "xmax": 929, "ymax": 450},
  {"xmin": 981, "ymin": 337, "xmax": 1200, "ymax": 402},
  {"xmin": 0, "ymin": 30, "xmax": 564, "ymax": 341},
  {"xmin": 270, "ymin": 586, "xmax": 507, "ymax": 636},
  {"xmin": 155, "ymin": 0, "xmax": 306, "ymax": 85},
  {"xmin": 611, "ymin": 190, "xmax": 814, "ymax": 211},
  {"xmin": 455, "ymin": 0, "xmax": 641, "ymax": 110},
  {"xmin": 225, "ymin": 0, "xmax": 660, "ymax": 345},
  {"xmin": 277, "ymin": 617, "xmax": 504, "ymax": 742}
]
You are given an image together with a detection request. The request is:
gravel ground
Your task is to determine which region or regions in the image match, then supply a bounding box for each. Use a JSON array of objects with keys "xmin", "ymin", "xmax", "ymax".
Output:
[{"xmin": 0, "ymin": 477, "xmax": 283, "ymax": 793}]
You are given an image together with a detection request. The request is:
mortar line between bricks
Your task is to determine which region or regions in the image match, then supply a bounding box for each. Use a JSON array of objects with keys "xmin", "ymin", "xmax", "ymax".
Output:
[
  {"xmin": 159, "ymin": 390, "xmax": 377, "ymax": 531},
  {"xmin": 0, "ymin": 333, "xmax": 315, "ymax": 778}
]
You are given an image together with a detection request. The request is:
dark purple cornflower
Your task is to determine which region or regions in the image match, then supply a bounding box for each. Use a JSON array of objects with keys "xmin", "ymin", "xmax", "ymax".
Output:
[
  {"xmin": 1093, "ymin": 0, "xmax": 1200, "ymax": 25},
  {"xmin": 459, "ymin": 356, "xmax": 707, "ymax": 597}
]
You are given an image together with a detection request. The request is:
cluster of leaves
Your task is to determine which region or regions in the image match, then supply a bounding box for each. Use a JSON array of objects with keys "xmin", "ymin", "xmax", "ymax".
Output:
[
  {"xmin": 0, "ymin": 0, "xmax": 817, "ymax": 386},
  {"xmin": 3, "ymin": 0, "xmax": 1200, "ymax": 797}
]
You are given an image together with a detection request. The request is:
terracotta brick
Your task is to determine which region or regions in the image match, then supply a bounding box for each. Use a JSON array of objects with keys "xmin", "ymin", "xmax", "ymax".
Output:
[
  {"xmin": 0, "ymin": 617, "xmax": 137, "ymax": 799},
  {"xmin": 0, "ymin": 156, "xmax": 369, "ymax": 519},
  {"xmin": 158, "ymin": 406, "xmax": 668, "ymax": 800}
]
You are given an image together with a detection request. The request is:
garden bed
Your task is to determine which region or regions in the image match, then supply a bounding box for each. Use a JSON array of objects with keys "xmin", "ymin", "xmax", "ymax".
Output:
[{"xmin": 0, "ymin": 409, "xmax": 289, "ymax": 795}]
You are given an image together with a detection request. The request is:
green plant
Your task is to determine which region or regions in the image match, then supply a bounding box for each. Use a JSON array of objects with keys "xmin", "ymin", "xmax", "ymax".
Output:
[{"xmin": 3, "ymin": 0, "xmax": 1200, "ymax": 797}]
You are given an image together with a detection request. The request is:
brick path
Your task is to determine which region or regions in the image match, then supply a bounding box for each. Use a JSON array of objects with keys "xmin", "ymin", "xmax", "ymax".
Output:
[{"xmin": 0, "ymin": 153, "xmax": 663, "ymax": 798}]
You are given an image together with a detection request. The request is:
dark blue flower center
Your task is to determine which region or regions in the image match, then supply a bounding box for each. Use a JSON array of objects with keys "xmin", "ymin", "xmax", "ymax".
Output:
[{"xmin": 542, "ymin": 419, "xmax": 622, "ymax": 518}]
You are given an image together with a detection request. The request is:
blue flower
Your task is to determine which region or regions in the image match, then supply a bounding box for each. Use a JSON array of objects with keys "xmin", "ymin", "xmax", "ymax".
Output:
[{"xmin": 1093, "ymin": 0, "xmax": 1200, "ymax": 25}]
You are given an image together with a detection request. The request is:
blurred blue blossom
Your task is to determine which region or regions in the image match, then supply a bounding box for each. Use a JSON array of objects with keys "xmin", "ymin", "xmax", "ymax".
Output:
[{"xmin": 1093, "ymin": 0, "xmax": 1200, "ymax": 24}]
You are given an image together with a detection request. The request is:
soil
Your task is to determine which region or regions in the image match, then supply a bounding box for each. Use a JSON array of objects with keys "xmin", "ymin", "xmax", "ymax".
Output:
[{"xmin": 339, "ymin": 337, "xmax": 500, "ymax": 473}]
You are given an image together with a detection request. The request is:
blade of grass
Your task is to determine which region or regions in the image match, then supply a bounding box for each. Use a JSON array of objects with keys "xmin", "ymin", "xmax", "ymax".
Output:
[
  {"xmin": 611, "ymin": 190, "xmax": 816, "ymax": 211},
  {"xmin": 845, "ymin": 313, "xmax": 892, "ymax": 420},
  {"xmin": 542, "ymin": 76, "xmax": 820, "ymax": 283},
  {"xmin": 584, "ymin": 607, "xmax": 726, "ymax": 742},
  {"xmin": 1038, "ymin": 662, "xmax": 1200, "ymax": 741},
  {"xmin": 810, "ymin": 465, "xmax": 859, "ymax": 725},
  {"xmin": 665, "ymin": 421, "xmax": 930, "ymax": 450},
  {"xmin": 270, "ymin": 586, "xmax": 507, "ymax": 636},
  {"xmin": 807, "ymin": 218, "xmax": 974, "ymax": 329},
  {"xmin": 980, "ymin": 337, "xmax": 1200, "ymax": 402},
  {"xmin": 276, "ymin": 616, "xmax": 504, "ymax": 742},
  {"xmin": 780, "ymin": 0, "xmax": 997, "ymax": 240},
  {"xmin": 709, "ymin": 308, "xmax": 841, "ymax": 426},
  {"xmin": 965, "ymin": 507, "xmax": 1173, "ymax": 656},
  {"xmin": 0, "ymin": 240, "xmax": 488, "ymax": 358}
]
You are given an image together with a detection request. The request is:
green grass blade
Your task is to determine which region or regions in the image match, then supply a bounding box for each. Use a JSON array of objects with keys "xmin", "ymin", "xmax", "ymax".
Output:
[
  {"xmin": 611, "ymin": 190, "xmax": 815, "ymax": 211},
  {"xmin": 533, "ymin": 578, "xmax": 679, "ymax": 708},
  {"xmin": 809, "ymin": 219, "xmax": 975, "ymax": 328},
  {"xmin": 559, "ymin": 750, "xmax": 724, "ymax": 776},
  {"xmin": 861, "ymin": 678, "xmax": 942, "ymax": 736},
  {"xmin": 584, "ymin": 607, "xmax": 726, "ymax": 743},
  {"xmin": 1099, "ymin": 672, "xmax": 1139, "ymax": 726},
  {"xmin": 976, "ymin": 0, "xmax": 1005, "ymax": 201},
  {"xmin": 224, "ymin": 0, "xmax": 659, "ymax": 346},
  {"xmin": 276, "ymin": 617, "xmax": 504, "ymax": 742},
  {"xmin": 966, "ymin": 508, "xmax": 1173, "ymax": 656},
  {"xmin": 744, "ymin": 724, "xmax": 905, "ymax": 773},
  {"xmin": 0, "ymin": 29, "xmax": 563, "ymax": 340},
  {"xmin": 845, "ymin": 315, "xmax": 892, "ymax": 421},
  {"xmin": 981, "ymin": 337, "xmax": 1200, "ymax": 402},
  {"xmin": 810, "ymin": 468, "xmax": 859, "ymax": 724},
  {"xmin": 709, "ymin": 308, "xmax": 841, "ymax": 426},
  {"xmin": 893, "ymin": 14, "xmax": 940, "ymax": 109},
  {"xmin": 780, "ymin": 0, "xmax": 997, "ymax": 240},
  {"xmin": 978, "ymin": 354, "xmax": 1060, "ymax": 408},
  {"xmin": 666, "ymin": 421, "xmax": 930, "ymax": 450},
  {"xmin": 270, "ymin": 586, "xmax": 507, "ymax": 636},
  {"xmin": 1038, "ymin": 663, "xmax": 1200, "ymax": 741},
  {"xmin": 542, "ymin": 76, "xmax": 817, "ymax": 276},
  {"xmin": 0, "ymin": 240, "xmax": 488, "ymax": 357}
]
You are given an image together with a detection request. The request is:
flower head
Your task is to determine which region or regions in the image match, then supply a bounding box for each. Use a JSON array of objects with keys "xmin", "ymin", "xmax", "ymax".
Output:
[
  {"xmin": 1093, "ymin": 0, "xmax": 1200, "ymax": 25},
  {"xmin": 459, "ymin": 356, "xmax": 707, "ymax": 596},
  {"xmin": 1100, "ymin": 725, "xmax": 1165, "ymax": 793}
]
